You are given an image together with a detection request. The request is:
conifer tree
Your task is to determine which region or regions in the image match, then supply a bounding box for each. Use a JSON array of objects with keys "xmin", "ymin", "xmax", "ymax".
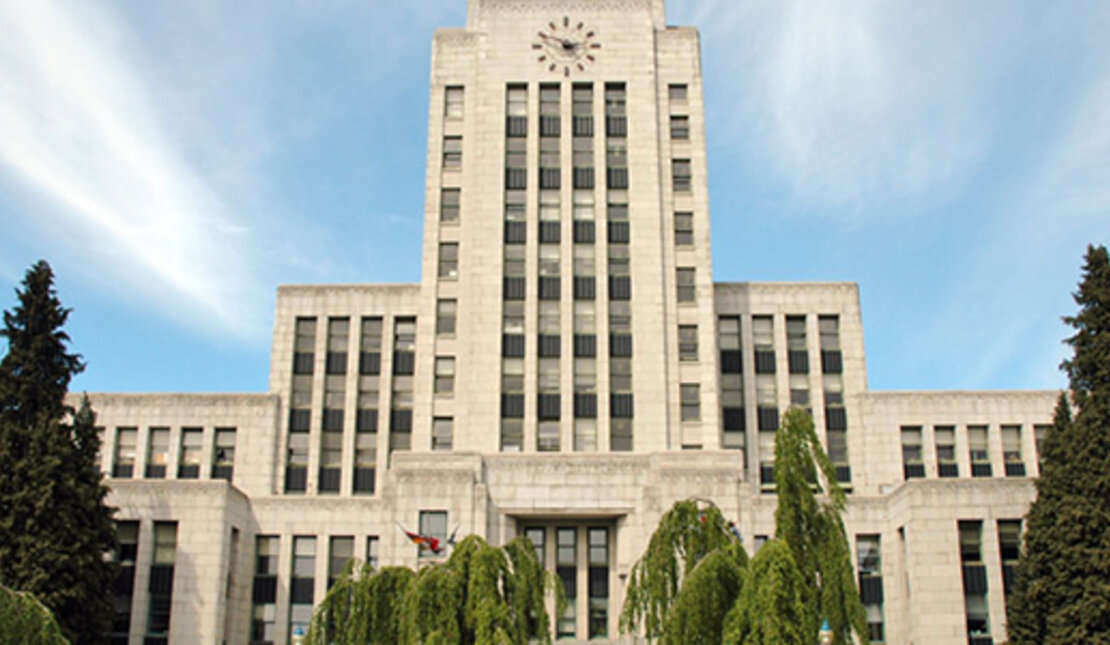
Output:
[
  {"xmin": 1006, "ymin": 245, "xmax": 1110, "ymax": 643},
  {"xmin": 0, "ymin": 261, "xmax": 117, "ymax": 645}
]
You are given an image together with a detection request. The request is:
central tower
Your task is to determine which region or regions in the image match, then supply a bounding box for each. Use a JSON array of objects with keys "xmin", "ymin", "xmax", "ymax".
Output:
[{"xmin": 415, "ymin": 0, "xmax": 720, "ymax": 457}]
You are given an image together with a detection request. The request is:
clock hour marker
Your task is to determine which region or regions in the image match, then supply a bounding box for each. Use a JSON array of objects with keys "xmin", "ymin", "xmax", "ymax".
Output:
[
  {"xmin": 549, "ymin": 22, "xmax": 557, "ymax": 31},
  {"xmin": 587, "ymin": 31, "xmax": 595, "ymax": 38},
  {"xmin": 590, "ymin": 43, "xmax": 601, "ymax": 49},
  {"xmin": 563, "ymin": 16, "xmax": 569, "ymax": 27},
  {"xmin": 564, "ymin": 65, "xmax": 570, "ymax": 76},
  {"xmin": 549, "ymin": 63, "xmax": 557, "ymax": 71},
  {"xmin": 532, "ymin": 43, "xmax": 542, "ymax": 49},
  {"xmin": 577, "ymin": 22, "xmax": 584, "ymax": 30},
  {"xmin": 577, "ymin": 63, "xmax": 585, "ymax": 71},
  {"xmin": 538, "ymin": 55, "xmax": 547, "ymax": 62},
  {"xmin": 586, "ymin": 54, "xmax": 595, "ymax": 62}
]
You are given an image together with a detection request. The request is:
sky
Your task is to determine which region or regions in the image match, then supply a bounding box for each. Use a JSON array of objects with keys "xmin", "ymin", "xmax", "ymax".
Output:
[{"xmin": 1, "ymin": 0, "xmax": 1107, "ymax": 395}]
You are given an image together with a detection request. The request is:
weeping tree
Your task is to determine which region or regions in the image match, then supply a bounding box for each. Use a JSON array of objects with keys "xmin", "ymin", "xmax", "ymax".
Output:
[
  {"xmin": 722, "ymin": 539, "xmax": 807, "ymax": 645},
  {"xmin": 620, "ymin": 408, "xmax": 867, "ymax": 644},
  {"xmin": 766, "ymin": 407, "xmax": 867, "ymax": 645},
  {"xmin": 0, "ymin": 583, "xmax": 69, "ymax": 644},
  {"xmin": 306, "ymin": 535, "xmax": 561, "ymax": 645},
  {"xmin": 619, "ymin": 499, "xmax": 742, "ymax": 641}
]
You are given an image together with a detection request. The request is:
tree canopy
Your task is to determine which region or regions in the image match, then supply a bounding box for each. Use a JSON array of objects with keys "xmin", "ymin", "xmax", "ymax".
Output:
[
  {"xmin": 0, "ymin": 261, "xmax": 117, "ymax": 645},
  {"xmin": 0, "ymin": 583, "xmax": 69, "ymax": 645},
  {"xmin": 306, "ymin": 534, "xmax": 562, "ymax": 645},
  {"xmin": 620, "ymin": 408, "xmax": 867, "ymax": 644},
  {"xmin": 1006, "ymin": 245, "xmax": 1110, "ymax": 643}
]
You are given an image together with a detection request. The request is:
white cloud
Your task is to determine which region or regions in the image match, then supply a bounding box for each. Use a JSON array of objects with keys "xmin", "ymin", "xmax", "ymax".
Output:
[
  {"xmin": 0, "ymin": 0, "xmax": 265, "ymax": 337},
  {"xmin": 680, "ymin": 0, "xmax": 1025, "ymax": 212}
]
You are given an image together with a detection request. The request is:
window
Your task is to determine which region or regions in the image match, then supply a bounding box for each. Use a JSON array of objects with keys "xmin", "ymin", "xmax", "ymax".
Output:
[
  {"xmin": 668, "ymin": 83, "xmax": 688, "ymax": 102},
  {"xmin": 959, "ymin": 521, "xmax": 990, "ymax": 641},
  {"xmin": 440, "ymin": 188, "xmax": 460, "ymax": 223},
  {"xmin": 1034, "ymin": 424, "xmax": 1050, "ymax": 472},
  {"xmin": 113, "ymin": 427, "xmax": 137, "ymax": 478},
  {"xmin": 251, "ymin": 536, "xmax": 279, "ymax": 644},
  {"xmin": 434, "ymin": 357, "xmax": 455, "ymax": 395},
  {"xmin": 285, "ymin": 430, "xmax": 309, "ymax": 493},
  {"xmin": 789, "ymin": 373, "xmax": 809, "ymax": 407},
  {"xmin": 111, "ymin": 521, "xmax": 139, "ymax": 642},
  {"xmin": 507, "ymin": 85, "xmax": 527, "ymax": 117},
  {"xmin": 432, "ymin": 417, "xmax": 453, "ymax": 451},
  {"xmin": 674, "ymin": 212, "xmax": 693, "ymax": 246},
  {"xmin": 998, "ymin": 520, "xmax": 1021, "ymax": 596},
  {"xmin": 857, "ymin": 535, "xmax": 885, "ymax": 642},
  {"xmin": 290, "ymin": 537, "xmax": 316, "ymax": 638},
  {"xmin": 672, "ymin": 159, "xmax": 691, "ymax": 192},
  {"xmin": 588, "ymin": 528, "xmax": 610, "ymax": 638},
  {"xmin": 759, "ymin": 429, "xmax": 776, "ymax": 488},
  {"xmin": 145, "ymin": 427, "xmax": 169, "ymax": 478},
  {"xmin": 319, "ymin": 428, "xmax": 342, "ymax": 493},
  {"xmin": 418, "ymin": 511, "xmax": 448, "ymax": 558},
  {"xmin": 178, "ymin": 427, "xmax": 202, "ymax": 479},
  {"xmin": 605, "ymin": 83, "xmax": 626, "ymax": 116},
  {"xmin": 537, "ymin": 421, "xmax": 560, "ymax": 452},
  {"xmin": 1002, "ymin": 425, "xmax": 1024, "ymax": 476},
  {"xmin": 438, "ymin": 242, "xmax": 458, "ymax": 279},
  {"xmin": 678, "ymin": 324, "xmax": 698, "ymax": 361},
  {"xmin": 366, "ymin": 536, "xmax": 380, "ymax": 569},
  {"xmin": 670, "ymin": 115, "xmax": 689, "ymax": 140},
  {"xmin": 573, "ymin": 84, "xmax": 593, "ymax": 116},
  {"xmin": 353, "ymin": 425, "xmax": 376, "ymax": 495},
  {"xmin": 680, "ymin": 384, "xmax": 700, "ymax": 421},
  {"xmin": 436, "ymin": 299, "xmax": 457, "ymax": 335},
  {"xmin": 328, "ymin": 536, "xmax": 354, "ymax": 588},
  {"xmin": 556, "ymin": 528, "xmax": 577, "ymax": 638},
  {"xmin": 901, "ymin": 426, "xmax": 924, "ymax": 479},
  {"xmin": 444, "ymin": 86, "xmax": 463, "ymax": 119},
  {"xmin": 676, "ymin": 267, "xmax": 696, "ymax": 302},
  {"xmin": 213, "ymin": 428, "xmax": 235, "ymax": 481},
  {"xmin": 573, "ymin": 189, "xmax": 595, "ymax": 221},
  {"xmin": 968, "ymin": 425, "xmax": 991, "ymax": 477},
  {"xmin": 147, "ymin": 522, "xmax": 177, "ymax": 641},
  {"xmin": 443, "ymin": 136, "xmax": 462, "ymax": 169},
  {"xmin": 935, "ymin": 425, "xmax": 958, "ymax": 477},
  {"xmin": 293, "ymin": 317, "xmax": 316, "ymax": 375}
]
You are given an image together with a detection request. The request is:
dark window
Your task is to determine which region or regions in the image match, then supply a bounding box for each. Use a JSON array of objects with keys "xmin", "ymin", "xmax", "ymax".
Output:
[
  {"xmin": 672, "ymin": 159, "xmax": 691, "ymax": 192},
  {"xmin": 670, "ymin": 115, "xmax": 689, "ymax": 139}
]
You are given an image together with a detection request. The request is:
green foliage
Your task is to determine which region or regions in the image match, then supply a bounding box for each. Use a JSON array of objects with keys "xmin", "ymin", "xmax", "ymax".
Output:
[
  {"xmin": 723, "ymin": 539, "xmax": 808, "ymax": 645},
  {"xmin": 0, "ymin": 584, "xmax": 69, "ymax": 644},
  {"xmin": 663, "ymin": 542, "xmax": 748, "ymax": 645},
  {"xmin": 1007, "ymin": 245, "xmax": 1110, "ymax": 644},
  {"xmin": 620, "ymin": 408, "xmax": 866, "ymax": 644},
  {"xmin": 0, "ymin": 262, "xmax": 117, "ymax": 645},
  {"xmin": 771, "ymin": 408, "xmax": 866, "ymax": 645},
  {"xmin": 619, "ymin": 499, "xmax": 738, "ymax": 639},
  {"xmin": 306, "ymin": 534, "xmax": 557, "ymax": 645}
]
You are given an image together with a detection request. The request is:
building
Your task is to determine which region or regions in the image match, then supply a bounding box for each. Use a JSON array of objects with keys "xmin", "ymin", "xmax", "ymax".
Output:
[{"xmin": 88, "ymin": 1, "xmax": 1055, "ymax": 643}]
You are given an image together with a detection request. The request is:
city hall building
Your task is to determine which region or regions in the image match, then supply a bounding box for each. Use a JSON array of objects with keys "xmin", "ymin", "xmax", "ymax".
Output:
[{"xmin": 88, "ymin": 1, "xmax": 1055, "ymax": 643}]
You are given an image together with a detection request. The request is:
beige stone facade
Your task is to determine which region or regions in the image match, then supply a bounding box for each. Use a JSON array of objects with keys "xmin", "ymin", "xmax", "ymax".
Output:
[{"xmin": 87, "ymin": 1, "xmax": 1055, "ymax": 643}]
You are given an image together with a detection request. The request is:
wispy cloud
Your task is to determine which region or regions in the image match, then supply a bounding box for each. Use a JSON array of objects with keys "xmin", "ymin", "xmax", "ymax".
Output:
[
  {"xmin": 678, "ymin": 0, "xmax": 1033, "ymax": 213},
  {"xmin": 0, "ymin": 0, "xmax": 266, "ymax": 337}
]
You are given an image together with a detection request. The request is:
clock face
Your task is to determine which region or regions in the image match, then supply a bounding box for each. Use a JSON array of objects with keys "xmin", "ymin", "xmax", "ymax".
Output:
[{"xmin": 532, "ymin": 16, "xmax": 601, "ymax": 76}]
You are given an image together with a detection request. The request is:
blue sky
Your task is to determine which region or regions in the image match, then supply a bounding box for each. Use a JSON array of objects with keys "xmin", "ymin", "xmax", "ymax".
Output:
[{"xmin": 1, "ymin": 0, "xmax": 1107, "ymax": 394}]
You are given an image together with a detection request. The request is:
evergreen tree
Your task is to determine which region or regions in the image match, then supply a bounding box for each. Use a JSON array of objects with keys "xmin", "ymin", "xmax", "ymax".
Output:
[
  {"xmin": 1006, "ymin": 245, "xmax": 1110, "ymax": 644},
  {"xmin": 0, "ymin": 261, "xmax": 117, "ymax": 645}
]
